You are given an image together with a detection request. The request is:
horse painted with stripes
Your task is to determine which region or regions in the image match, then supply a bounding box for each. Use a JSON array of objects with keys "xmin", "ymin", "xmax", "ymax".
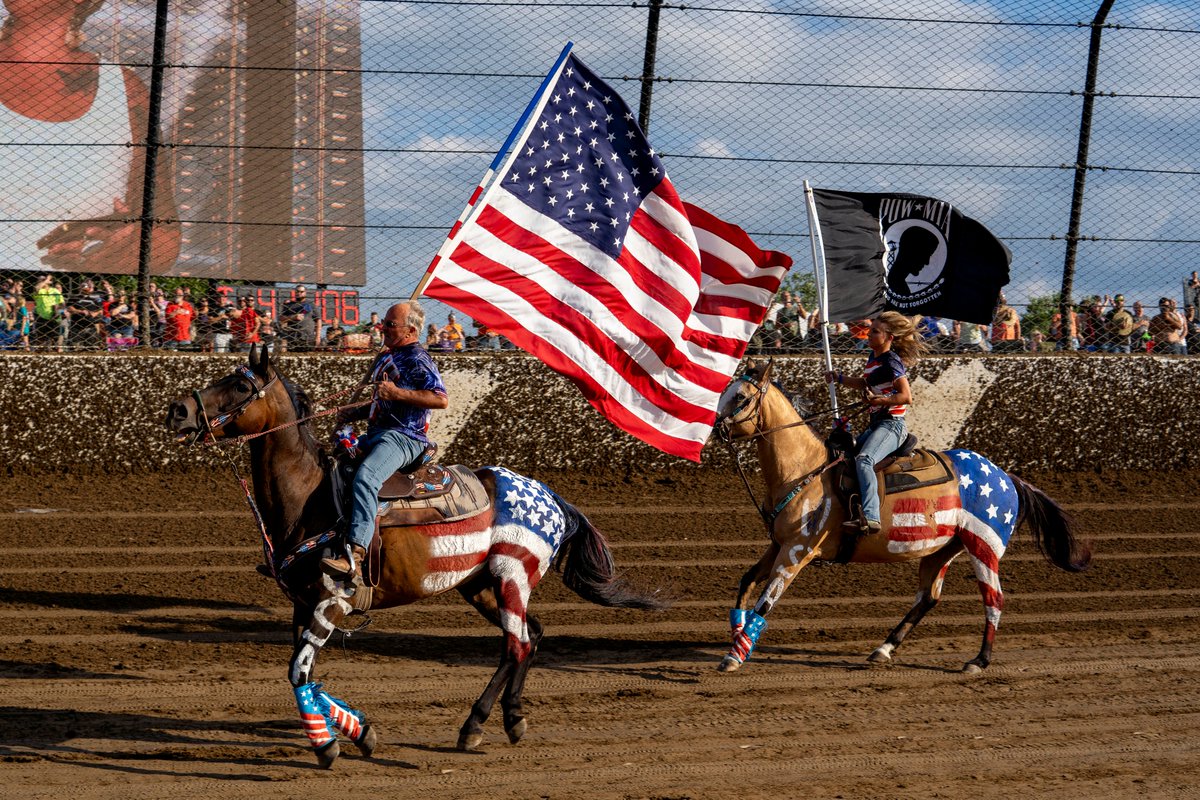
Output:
[
  {"xmin": 165, "ymin": 346, "xmax": 664, "ymax": 767},
  {"xmin": 715, "ymin": 361, "xmax": 1090, "ymax": 674}
]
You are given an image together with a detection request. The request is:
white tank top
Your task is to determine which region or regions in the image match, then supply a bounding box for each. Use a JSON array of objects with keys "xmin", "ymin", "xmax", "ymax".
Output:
[{"xmin": 0, "ymin": 65, "xmax": 134, "ymax": 271}]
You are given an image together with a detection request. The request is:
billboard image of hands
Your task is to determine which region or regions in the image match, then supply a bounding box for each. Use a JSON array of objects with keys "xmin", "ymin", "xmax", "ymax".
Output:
[{"xmin": 0, "ymin": 0, "xmax": 366, "ymax": 285}]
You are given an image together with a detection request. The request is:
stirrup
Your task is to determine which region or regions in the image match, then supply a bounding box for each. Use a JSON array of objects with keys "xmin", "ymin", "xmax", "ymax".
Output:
[{"xmin": 321, "ymin": 542, "xmax": 363, "ymax": 580}]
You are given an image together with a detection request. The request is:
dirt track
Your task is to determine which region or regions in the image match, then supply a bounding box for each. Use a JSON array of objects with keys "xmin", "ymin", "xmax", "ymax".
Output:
[{"xmin": 2, "ymin": 468, "xmax": 1198, "ymax": 799}]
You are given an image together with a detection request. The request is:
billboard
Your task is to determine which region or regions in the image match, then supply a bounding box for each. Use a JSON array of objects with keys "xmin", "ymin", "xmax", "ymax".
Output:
[{"xmin": 0, "ymin": 0, "xmax": 366, "ymax": 285}]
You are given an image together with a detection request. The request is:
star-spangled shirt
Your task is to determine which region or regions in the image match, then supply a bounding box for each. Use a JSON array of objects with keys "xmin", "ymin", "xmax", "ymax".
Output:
[
  {"xmin": 490, "ymin": 467, "xmax": 567, "ymax": 554},
  {"xmin": 502, "ymin": 54, "xmax": 665, "ymax": 260},
  {"xmin": 947, "ymin": 449, "xmax": 1019, "ymax": 547}
]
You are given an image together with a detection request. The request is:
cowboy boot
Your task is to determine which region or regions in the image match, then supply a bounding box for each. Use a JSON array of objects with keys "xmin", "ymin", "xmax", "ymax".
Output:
[
  {"xmin": 841, "ymin": 495, "xmax": 868, "ymax": 532},
  {"xmin": 321, "ymin": 543, "xmax": 366, "ymax": 582}
]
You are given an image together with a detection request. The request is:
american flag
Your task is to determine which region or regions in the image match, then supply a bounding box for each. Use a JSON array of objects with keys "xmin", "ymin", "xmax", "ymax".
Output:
[
  {"xmin": 422, "ymin": 52, "xmax": 791, "ymax": 461},
  {"xmin": 886, "ymin": 449, "xmax": 1019, "ymax": 635},
  {"xmin": 419, "ymin": 467, "xmax": 565, "ymax": 660}
]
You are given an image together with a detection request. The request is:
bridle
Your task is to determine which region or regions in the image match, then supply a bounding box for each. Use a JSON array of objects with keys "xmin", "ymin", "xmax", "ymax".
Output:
[
  {"xmin": 716, "ymin": 372, "xmax": 864, "ymax": 532},
  {"xmin": 181, "ymin": 363, "xmax": 370, "ymax": 604},
  {"xmin": 189, "ymin": 364, "xmax": 279, "ymax": 446}
]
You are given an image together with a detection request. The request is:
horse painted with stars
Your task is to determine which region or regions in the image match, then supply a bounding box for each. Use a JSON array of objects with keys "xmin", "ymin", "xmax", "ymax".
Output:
[
  {"xmin": 165, "ymin": 346, "xmax": 665, "ymax": 767},
  {"xmin": 714, "ymin": 362, "xmax": 1091, "ymax": 674}
]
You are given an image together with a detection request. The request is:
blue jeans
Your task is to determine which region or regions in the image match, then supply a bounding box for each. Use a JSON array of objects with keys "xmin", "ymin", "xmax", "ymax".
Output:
[
  {"xmin": 855, "ymin": 418, "xmax": 907, "ymax": 524},
  {"xmin": 347, "ymin": 428, "xmax": 425, "ymax": 548}
]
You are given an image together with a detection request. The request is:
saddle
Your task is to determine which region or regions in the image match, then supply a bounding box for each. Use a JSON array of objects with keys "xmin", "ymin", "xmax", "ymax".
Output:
[
  {"xmin": 830, "ymin": 435, "xmax": 954, "ymax": 563},
  {"xmin": 328, "ymin": 442, "xmax": 492, "ymax": 589},
  {"xmin": 332, "ymin": 442, "xmax": 491, "ymax": 526}
]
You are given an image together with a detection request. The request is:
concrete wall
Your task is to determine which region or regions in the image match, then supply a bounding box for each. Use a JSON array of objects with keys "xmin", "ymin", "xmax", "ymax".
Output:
[{"xmin": 0, "ymin": 353, "xmax": 1195, "ymax": 475}]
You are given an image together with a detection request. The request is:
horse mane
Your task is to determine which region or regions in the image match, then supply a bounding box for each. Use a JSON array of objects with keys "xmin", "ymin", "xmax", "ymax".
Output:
[
  {"xmin": 774, "ymin": 381, "xmax": 824, "ymax": 436},
  {"xmin": 277, "ymin": 372, "xmax": 327, "ymax": 462}
]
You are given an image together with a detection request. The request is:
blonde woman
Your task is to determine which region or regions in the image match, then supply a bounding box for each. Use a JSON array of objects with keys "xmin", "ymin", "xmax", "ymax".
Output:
[{"xmin": 825, "ymin": 312, "xmax": 929, "ymax": 531}]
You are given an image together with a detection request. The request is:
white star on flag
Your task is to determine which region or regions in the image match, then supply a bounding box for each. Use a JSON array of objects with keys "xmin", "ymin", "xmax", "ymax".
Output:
[{"xmin": 419, "ymin": 47, "xmax": 792, "ymax": 462}]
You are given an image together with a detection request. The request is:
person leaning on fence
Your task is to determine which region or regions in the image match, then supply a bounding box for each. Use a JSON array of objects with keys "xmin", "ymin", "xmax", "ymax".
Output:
[
  {"xmin": 1186, "ymin": 306, "xmax": 1200, "ymax": 356},
  {"xmin": 66, "ymin": 278, "xmax": 105, "ymax": 350},
  {"xmin": 1104, "ymin": 294, "xmax": 1135, "ymax": 354},
  {"xmin": 1149, "ymin": 297, "xmax": 1186, "ymax": 355},
  {"xmin": 990, "ymin": 293, "xmax": 1023, "ymax": 353},
  {"xmin": 824, "ymin": 312, "xmax": 928, "ymax": 533},
  {"xmin": 229, "ymin": 296, "xmax": 261, "ymax": 351},
  {"xmin": 321, "ymin": 301, "xmax": 449, "ymax": 585}
]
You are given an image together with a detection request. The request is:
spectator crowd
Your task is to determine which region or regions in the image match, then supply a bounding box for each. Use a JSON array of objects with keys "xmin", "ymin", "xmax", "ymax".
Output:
[{"xmin": 2, "ymin": 273, "xmax": 1198, "ymax": 357}]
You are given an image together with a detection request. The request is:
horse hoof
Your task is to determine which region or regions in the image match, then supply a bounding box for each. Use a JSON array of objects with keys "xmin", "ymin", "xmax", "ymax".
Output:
[
  {"xmin": 314, "ymin": 739, "xmax": 340, "ymax": 769},
  {"xmin": 867, "ymin": 649, "xmax": 892, "ymax": 665},
  {"xmin": 457, "ymin": 731, "xmax": 484, "ymax": 751},
  {"xmin": 961, "ymin": 662, "xmax": 983, "ymax": 674},
  {"xmin": 355, "ymin": 724, "xmax": 378, "ymax": 758},
  {"xmin": 717, "ymin": 656, "xmax": 742, "ymax": 673},
  {"xmin": 506, "ymin": 718, "xmax": 527, "ymax": 744}
]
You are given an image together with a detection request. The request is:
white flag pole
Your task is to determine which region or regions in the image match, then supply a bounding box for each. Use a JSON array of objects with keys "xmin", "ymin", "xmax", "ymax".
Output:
[
  {"xmin": 803, "ymin": 181, "xmax": 839, "ymax": 419},
  {"xmin": 411, "ymin": 42, "xmax": 575, "ymax": 300}
]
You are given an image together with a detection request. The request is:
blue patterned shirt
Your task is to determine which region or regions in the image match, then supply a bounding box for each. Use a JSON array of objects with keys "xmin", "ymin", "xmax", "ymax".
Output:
[{"xmin": 366, "ymin": 343, "xmax": 447, "ymax": 443}]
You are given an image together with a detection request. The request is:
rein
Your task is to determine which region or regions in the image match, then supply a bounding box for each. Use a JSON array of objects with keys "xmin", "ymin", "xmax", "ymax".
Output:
[
  {"xmin": 195, "ymin": 369, "xmax": 374, "ymax": 448},
  {"xmin": 189, "ymin": 368, "xmax": 374, "ymax": 600},
  {"xmin": 717, "ymin": 374, "xmax": 864, "ymax": 532}
]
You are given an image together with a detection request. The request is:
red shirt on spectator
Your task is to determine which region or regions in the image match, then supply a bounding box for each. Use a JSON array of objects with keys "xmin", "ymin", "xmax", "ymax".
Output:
[
  {"xmin": 231, "ymin": 306, "xmax": 260, "ymax": 344},
  {"xmin": 165, "ymin": 299, "xmax": 195, "ymax": 343}
]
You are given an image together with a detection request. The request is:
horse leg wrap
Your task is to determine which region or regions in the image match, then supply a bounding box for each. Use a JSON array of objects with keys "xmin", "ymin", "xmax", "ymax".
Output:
[
  {"xmin": 727, "ymin": 611, "xmax": 768, "ymax": 665},
  {"xmin": 293, "ymin": 681, "xmax": 336, "ymax": 749},
  {"xmin": 729, "ymin": 608, "xmax": 747, "ymax": 641},
  {"xmin": 317, "ymin": 687, "xmax": 367, "ymax": 744}
]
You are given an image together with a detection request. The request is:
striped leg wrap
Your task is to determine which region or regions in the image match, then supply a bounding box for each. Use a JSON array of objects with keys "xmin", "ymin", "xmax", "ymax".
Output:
[
  {"xmin": 726, "ymin": 611, "xmax": 768, "ymax": 665},
  {"xmin": 729, "ymin": 608, "xmax": 747, "ymax": 641},
  {"xmin": 318, "ymin": 688, "xmax": 367, "ymax": 743},
  {"xmin": 293, "ymin": 682, "xmax": 335, "ymax": 749}
]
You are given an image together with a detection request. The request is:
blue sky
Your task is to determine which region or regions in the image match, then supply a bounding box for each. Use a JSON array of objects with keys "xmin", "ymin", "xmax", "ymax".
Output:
[{"xmin": 355, "ymin": 0, "xmax": 1200, "ymax": 323}]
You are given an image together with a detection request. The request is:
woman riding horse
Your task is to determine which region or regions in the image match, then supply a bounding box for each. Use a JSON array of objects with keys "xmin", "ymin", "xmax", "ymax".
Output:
[
  {"xmin": 824, "ymin": 312, "xmax": 928, "ymax": 532},
  {"xmin": 165, "ymin": 345, "xmax": 665, "ymax": 767},
  {"xmin": 715, "ymin": 360, "xmax": 1090, "ymax": 674}
]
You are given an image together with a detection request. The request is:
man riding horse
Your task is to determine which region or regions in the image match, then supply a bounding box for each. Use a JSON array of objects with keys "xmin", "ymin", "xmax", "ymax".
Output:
[{"xmin": 321, "ymin": 300, "xmax": 448, "ymax": 585}]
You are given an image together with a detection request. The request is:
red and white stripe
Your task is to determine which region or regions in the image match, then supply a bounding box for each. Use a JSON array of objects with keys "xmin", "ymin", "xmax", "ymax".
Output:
[
  {"xmin": 425, "ymin": 188, "xmax": 790, "ymax": 462},
  {"xmin": 490, "ymin": 523, "xmax": 556, "ymax": 660},
  {"xmin": 956, "ymin": 508, "xmax": 1008, "ymax": 631},
  {"xmin": 887, "ymin": 495, "xmax": 960, "ymax": 554},
  {"xmin": 325, "ymin": 698, "xmax": 363, "ymax": 742},
  {"xmin": 419, "ymin": 513, "xmax": 495, "ymax": 595},
  {"xmin": 300, "ymin": 711, "xmax": 334, "ymax": 748}
]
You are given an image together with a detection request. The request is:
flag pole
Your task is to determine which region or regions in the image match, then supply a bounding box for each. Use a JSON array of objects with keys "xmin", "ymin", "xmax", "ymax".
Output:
[
  {"xmin": 410, "ymin": 41, "xmax": 576, "ymax": 300},
  {"xmin": 803, "ymin": 181, "xmax": 839, "ymax": 419}
]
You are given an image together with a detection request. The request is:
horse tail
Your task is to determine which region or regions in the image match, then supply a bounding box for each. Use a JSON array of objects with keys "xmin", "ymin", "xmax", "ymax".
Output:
[
  {"xmin": 550, "ymin": 495, "xmax": 669, "ymax": 611},
  {"xmin": 1011, "ymin": 475, "xmax": 1092, "ymax": 572}
]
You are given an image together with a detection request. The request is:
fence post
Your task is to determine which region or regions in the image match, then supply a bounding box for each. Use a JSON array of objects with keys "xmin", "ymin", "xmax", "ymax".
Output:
[
  {"xmin": 1059, "ymin": 0, "xmax": 1115, "ymax": 345},
  {"xmin": 637, "ymin": 0, "xmax": 663, "ymax": 134},
  {"xmin": 137, "ymin": 0, "xmax": 171, "ymax": 340}
]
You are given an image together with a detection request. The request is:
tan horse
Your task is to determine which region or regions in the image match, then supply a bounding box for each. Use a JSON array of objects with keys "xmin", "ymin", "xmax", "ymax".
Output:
[
  {"xmin": 714, "ymin": 362, "xmax": 1090, "ymax": 674},
  {"xmin": 165, "ymin": 346, "xmax": 665, "ymax": 767}
]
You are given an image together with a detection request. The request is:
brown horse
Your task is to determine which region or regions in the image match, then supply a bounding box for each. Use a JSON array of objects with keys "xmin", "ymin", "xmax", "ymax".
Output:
[
  {"xmin": 714, "ymin": 362, "xmax": 1090, "ymax": 674},
  {"xmin": 165, "ymin": 346, "xmax": 665, "ymax": 767}
]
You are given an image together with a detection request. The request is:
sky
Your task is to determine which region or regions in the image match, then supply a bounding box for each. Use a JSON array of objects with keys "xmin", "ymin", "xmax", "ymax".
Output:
[{"xmin": 354, "ymin": 0, "xmax": 1200, "ymax": 322}]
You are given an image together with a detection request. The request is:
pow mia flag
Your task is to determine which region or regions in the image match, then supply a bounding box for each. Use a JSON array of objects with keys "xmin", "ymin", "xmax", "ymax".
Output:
[{"xmin": 810, "ymin": 189, "xmax": 1011, "ymax": 324}]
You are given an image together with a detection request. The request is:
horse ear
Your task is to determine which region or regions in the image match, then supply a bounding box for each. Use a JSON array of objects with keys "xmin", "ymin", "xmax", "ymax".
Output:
[
  {"xmin": 248, "ymin": 342, "xmax": 260, "ymax": 369},
  {"xmin": 760, "ymin": 358, "xmax": 775, "ymax": 385},
  {"xmin": 259, "ymin": 342, "xmax": 271, "ymax": 376}
]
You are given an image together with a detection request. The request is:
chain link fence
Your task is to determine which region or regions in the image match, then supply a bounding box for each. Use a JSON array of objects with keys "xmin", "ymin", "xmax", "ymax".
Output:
[{"xmin": 0, "ymin": 0, "xmax": 1196, "ymax": 354}]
